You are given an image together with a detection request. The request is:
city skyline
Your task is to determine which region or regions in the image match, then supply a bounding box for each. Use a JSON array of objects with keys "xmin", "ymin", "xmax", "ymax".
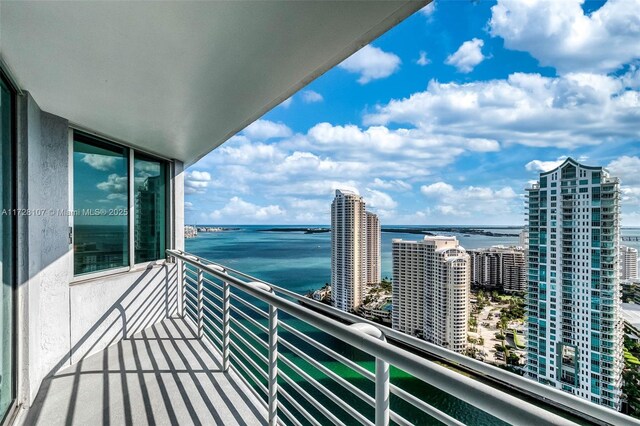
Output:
[{"xmin": 184, "ymin": 0, "xmax": 640, "ymax": 227}]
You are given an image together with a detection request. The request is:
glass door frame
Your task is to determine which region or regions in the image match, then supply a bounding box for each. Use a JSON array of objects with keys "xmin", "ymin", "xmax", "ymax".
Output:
[{"xmin": 0, "ymin": 66, "xmax": 17, "ymax": 425}]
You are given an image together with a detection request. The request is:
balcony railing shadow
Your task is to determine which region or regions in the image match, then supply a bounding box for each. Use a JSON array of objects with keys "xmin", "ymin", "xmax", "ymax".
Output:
[{"xmin": 25, "ymin": 316, "xmax": 266, "ymax": 425}]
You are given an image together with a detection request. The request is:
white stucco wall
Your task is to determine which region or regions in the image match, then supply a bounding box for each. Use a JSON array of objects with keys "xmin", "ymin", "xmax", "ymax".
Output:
[{"xmin": 15, "ymin": 93, "xmax": 182, "ymax": 407}]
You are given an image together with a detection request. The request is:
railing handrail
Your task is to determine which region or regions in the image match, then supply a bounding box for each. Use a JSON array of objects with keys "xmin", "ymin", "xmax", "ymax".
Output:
[{"xmin": 168, "ymin": 249, "xmax": 636, "ymax": 426}]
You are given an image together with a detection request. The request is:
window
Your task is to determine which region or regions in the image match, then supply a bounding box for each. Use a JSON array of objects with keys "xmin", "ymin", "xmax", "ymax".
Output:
[
  {"xmin": 134, "ymin": 154, "xmax": 167, "ymax": 263},
  {"xmin": 73, "ymin": 132, "xmax": 170, "ymax": 276},
  {"xmin": 73, "ymin": 133, "xmax": 129, "ymax": 275}
]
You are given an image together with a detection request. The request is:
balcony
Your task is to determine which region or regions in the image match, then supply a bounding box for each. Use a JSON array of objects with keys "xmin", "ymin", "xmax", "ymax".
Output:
[{"xmin": 21, "ymin": 250, "xmax": 637, "ymax": 425}]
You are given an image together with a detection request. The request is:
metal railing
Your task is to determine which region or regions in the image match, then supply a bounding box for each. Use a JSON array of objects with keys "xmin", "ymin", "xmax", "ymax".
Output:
[{"xmin": 168, "ymin": 249, "xmax": 637, "ymax": 426}]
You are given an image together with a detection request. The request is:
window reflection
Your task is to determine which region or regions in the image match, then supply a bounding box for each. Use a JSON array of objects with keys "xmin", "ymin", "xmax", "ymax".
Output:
[
  {"xmin": 73, "ymin": 133, "xmax": 129, "ymax": 275},
  {"xmin": 134, "ymin": 154, "xmax": 166, "ymax": 263}
]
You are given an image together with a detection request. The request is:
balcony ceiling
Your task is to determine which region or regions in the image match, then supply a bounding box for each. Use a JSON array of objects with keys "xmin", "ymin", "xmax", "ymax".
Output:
[{"xmin": 1, "ymin": 1, "xmax": 426, "ymax": 165}]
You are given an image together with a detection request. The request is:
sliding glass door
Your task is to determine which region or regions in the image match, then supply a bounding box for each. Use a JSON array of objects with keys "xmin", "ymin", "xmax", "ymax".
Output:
[{"xmin": 0, "ymin": 76, "xmax": 15, "ymax": 421}]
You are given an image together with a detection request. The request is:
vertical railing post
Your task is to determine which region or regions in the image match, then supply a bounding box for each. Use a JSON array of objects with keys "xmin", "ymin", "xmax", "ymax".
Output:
[
  {"xmin": 375, "ymin": 349, "xmax": 390, "ymax": 426},
  {"xmin": 249, "ymin": 281, "xmax": 278, "ymax": 425},
  {"xmin": 350, "ymin": 323, "xmax": 389, "ymax": 426},
  {"xmin": 197, "ymin": 267, "xmax": 204, "ymax": 338},
  {"xmin": 180, "ymin": 259, "xmax": 186, "ymax": 318},
  {"xmin": 222, "ymin": 280, "xmax": 231, "ymax": 371}
]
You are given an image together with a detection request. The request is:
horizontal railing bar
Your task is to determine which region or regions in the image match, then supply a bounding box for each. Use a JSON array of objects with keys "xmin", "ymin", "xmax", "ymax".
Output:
[
  {"xmin": 388, "ymin": 411, "xmax": 413, "ymax": 426},
  {"xmin": 185, "ymin": 297, "xmax": 197, "ymax": 313},
  {"xmin": 278, "ymin": 386, "xmax": 323, "ymax": 426},
  {"xmin": 229, "ymin": 351, "xmax": 268, "ymax": 396},
  {"xmin": 203, "ymin": 276, "xmax": 223, "ymax": 292},
  {"xmin": 278, "ymin": 353, "xmax": 373, "ymax": 426},
  {"xmin": 203, "ymin": 286, "xmax": 223, "ymax": 304},
  {"xmin": 231, "ymin": 292, "xmax": 269, "ymax": 319},
  {"xmin": 231, "ymin": 316, "xmax": 269, "ymax": 350},
  {"xmin": 389, "ymin": 384, "xmax": 465, "ymax": 426},
  {"xmin": 168, "ymin": 250, "xmax": 608, "ymax": 426},
  {"xmin": 231, "ymin": 304, "xmax": 269, "ymax": 334},
  {"xmin": 279, "ymin": 321, "xmax": 374, "ymax": 381},
  {"xmin": 230, "ymin": 339, "xmax": 268, "ymax": 380},
  {"xmin": 279, "ymin": 369, "xmax": 347, "ymax": 426},
  {"xmin": 278, "ymin": 336, "xmax": 374, "ymax": 408},
  {"xmin": 203, "ymin": 301, "xmax": 223, "ymax": 318},
  {"xmin": 230, "ymin": 328, "xmax": 269, "ymax": 365},
  {"xmin": 202, "ymin": 322, "xmax": 223, "ymax": 348},
  {"xmin": 278, "ymin": 399, "xmax": 305, "ymax": 426},
  {"xmin": 181, "ymin": 251, "xmax": 627, "ymax": 425}
]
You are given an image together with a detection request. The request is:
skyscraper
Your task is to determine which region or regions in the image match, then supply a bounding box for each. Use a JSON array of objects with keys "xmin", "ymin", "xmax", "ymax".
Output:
[
  {"xmin": 366, "ymin": 211, "xmax": 381, "ymax": 286},
  {"xmin": 621, "ymin": 246, "xmax": 639, "ymax": 280},
  {"xmin": 331, "ymin": 189, "xmax": 366, "ymax": 312},
  {"xmin": 525, "ymin": 158, "xmax": 622, "ymax": 410},
  {"xmin": 392, "ymin": 236, "xmax": 470, "ymax": 353}
]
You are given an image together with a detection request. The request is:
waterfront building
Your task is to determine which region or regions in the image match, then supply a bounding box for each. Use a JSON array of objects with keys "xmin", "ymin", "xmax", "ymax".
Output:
[
  {"xmin": 184, "ymin": 225, "xmax": 198, "ymax": 239},
  {"xmin": 519, "ymin": 229, "xmax": 529, "ymax": 248},
  {"xmin": 621, "ymin": 246, "xmax": 639, "ymax": 280},
  {"xmin": 331, "ymin": 189, "xmax": 367, "ymax": 312},
  {"xmin": 392, "ymin": 236, "xmax": 470, "ymax": 353},
  {"xmin": 468, "ymin": 246, "xmax": 526, "ymax": 292},
  {"xmin": 366, "ymin": 211, "xmax": 381, "ymax": 286},
  {"xmin": 525, "ymin": 158, "xmax": 623, "ymax": 410}
]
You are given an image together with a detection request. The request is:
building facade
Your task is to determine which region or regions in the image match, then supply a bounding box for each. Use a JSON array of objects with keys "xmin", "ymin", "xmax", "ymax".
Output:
[
  {"xmin": 621, "ymin": 246, "xmax": 639, "ymax": 280},
  {"xmin": 392, "ymin": 236, "xmax": 470, "ymax": 353},
  {"xmin": 525, "ymin": 158, "xmax": 623, "ymax": 410},
  {"xmin": 468, "ymin": 246, "xmax": 526, "ymax": 292},
  {"xmin": 331, "ymin": 189, "xmax": 367, "ymax": 312},
  {"xmin": 366, "ymin": 211, "xmax": 381, "ymax": 286}
]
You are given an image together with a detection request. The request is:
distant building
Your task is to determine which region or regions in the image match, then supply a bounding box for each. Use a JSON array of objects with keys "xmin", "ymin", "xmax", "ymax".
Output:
[
  {"xmin": 468, "ymin": 246, "xmax": 526, "ymax": 292},
  {"xmin": 366, "ymin": 212, "xmax": 381, "ymax": 286},
  {"xmin": 621, "ymin": 246, "xmax": 638, "ymax": 280},
  {"xmin": 392, "ymin": 236, "xmax": 469, "ymax": 353},
  {"xmin": 525, "ymin": 157, "xmax": 622, "ymax": 410},
  {"xmin": 331, "ymin": 189, "xmax": 367, "ymax": 312},
  {"xmin": 185, "ymin": 225, "xmax": 198, "ymax": 239},
  {"xmin": 519, "ymin": 229, "xmax": 529, "ymax": 248}
]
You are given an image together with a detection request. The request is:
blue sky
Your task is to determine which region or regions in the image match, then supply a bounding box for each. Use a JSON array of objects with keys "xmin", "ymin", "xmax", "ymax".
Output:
[{"xmin": 184, "ymin": 0, "xmax": 640, "ymax": 226}]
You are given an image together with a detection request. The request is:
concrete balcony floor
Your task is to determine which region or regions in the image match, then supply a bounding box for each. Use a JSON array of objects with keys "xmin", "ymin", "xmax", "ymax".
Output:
[{"xmin": 24, "ymin": 318, "xmax": 267, "ymax": 425}]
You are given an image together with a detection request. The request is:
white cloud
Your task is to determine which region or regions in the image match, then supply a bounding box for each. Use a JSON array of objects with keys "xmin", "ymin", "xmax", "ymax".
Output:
[
  {"xmin": 338, "ymin": 45, "xmax": 401, "ymax": 84},
  {"xmin": 417, "ymin": 51, "xmax": 431, "ymax": 66},
  {"xmin": 419, "ymin": 2, "xmax": 436, "ymax": 18},
  {"xmin": 370, "ymin": 178, "xmax": 412, "ymax": 191},
  {"xmin": 525, "ymin": 155, "xmax": 589, "ymax": 172},
  {"xmin": 489, "ymin": 0, "xmax": 640, "ymax": 74},
  {"xmin": 420, "ymin": 181, "xmax": 454, "ymax": 196},
  {"xmin": 607, "ymin": 156, "xmax": 640, "ymax": 186},
  {"xmin": 107, "ymin": 193, "xmax": 127, "ymax": 201},
  {"xmin": 420, "ymin": 181, "xmax": 519, "ymax": 218},
  {"xmin": 209, "ymin": 197, "xmax": 284, "ymax": 222},
  {"xmin": 97, "ymin": 174, "xmax": 127, "ymax": 193},
  {"xmin": 279, "ymin": 97, "xmax": 293, "ymax": 108},
  {"xmin": 365, "ymin": 188, "xmax": 398, "ymax": 210},
  {"xmin": 82, "ymin": 154, "xmax": 117, "ymax": 171},
  {"xmin": 301, "ymin": 90, "xmax": 324, "ymax": 103},
  {"xmin": 185, "ymin": 170, "xmax": 212, "ymax": 195},
  {"xmin": 445, "ymin": 38, "xmax": 486, "ymax": 73},
  {"xmin": 243, "ymin": 119, "xmax": 292, "ymax": 140},
  {"xmin": 525, "ymin": 159, "xmax": 566, "ymax": 173},
  {"xmin": 365, "ymin": 72, "xmax": 640, "ymax": 148}
]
